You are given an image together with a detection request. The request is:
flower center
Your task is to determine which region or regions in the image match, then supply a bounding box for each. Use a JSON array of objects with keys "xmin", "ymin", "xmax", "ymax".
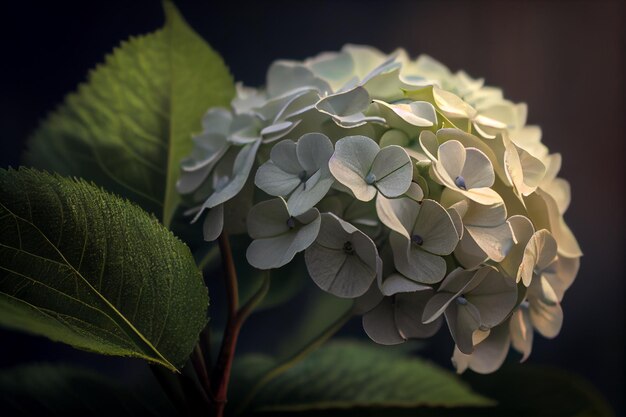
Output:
[
  {"xmin": 343, "ymin": 241, "xmax": 354, "ymax": 255},
  {"xmin": 456, "ymin": 296, "xmax": 468, "ymax": 305},
  {"xmin": 411, "ymin": 234, "xmax": 424, "ymax": 246},
  {"xmin": 454, "ymin": 175, "xmax": 467, "ymax": 190},
  {"xmin": 299, "ymin": 170, "xmax": 308, "ymax": 182},
  {"xmin": 365, "ymin": 172, "xmax": 376, "ymax": 185},
  {"xmin": 286, "ymin": 216, "xmax": 296, "ymax": 229}
]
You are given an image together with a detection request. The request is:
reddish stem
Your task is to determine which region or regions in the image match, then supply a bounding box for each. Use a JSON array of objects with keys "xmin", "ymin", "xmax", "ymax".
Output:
[{"xmin": 210, "ymin": 233, "xmax": 269, "ymax": 417}]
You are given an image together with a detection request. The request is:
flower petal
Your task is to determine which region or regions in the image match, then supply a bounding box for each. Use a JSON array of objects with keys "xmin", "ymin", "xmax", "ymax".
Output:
[
  {"xmin": 413, "ymin": 199, "xmax": 459, "ymax": 255},
  {"xmin": 466, "ymin": 268, "xmax": 517, "ymax": 328},
  {"xmin": 329, "ymin": 136, "xmax": 380, "ymax": 201},
  {"xmin": 510, "ymin": 307, "xmax": 534, "ymax": 362},
  {"xmin": 461, "ymin": 147, "xmax": 495, "ymax": 189},
  {"xmin": 390, "ymin": 232, "xmax": 446, "ymax": 284},
  {"xmin": 296, "ymin": 133, "xmax": 334, "ymax": 173},
  {"xmin": 202, "ymin": 204, "xmax": 224, "ymax": 242},
  {"xmin": 247, "ymin": 208, "xmax": 321, "ymax": 270},
  {"xmin": 193, "ymin": 139, "xmax": 261, "ymax": 219},
  {"xmin": 246, "ymin": 197, "xmax": 291, "ymax": 239},
  {"xmin": 254, "ymin": 161, "xmax": 302, "ymax": 197},
  {"xmin": 270, "ymin": 139, "xmax": 303, "ymax": 174},
  {"xmin": 370, "ymin": 145, "xmax": 413, "ymax": 198},
  {"xmin": 362, "ymin": 297, "xmax": 405, "ymax": 345},
  {"xmin": 396, "ymin": 291, "xmax": 442, "ymax": 339},
  {"xmin": 452, "ymin": 323, "xmax": 511, "ymax": 374}
]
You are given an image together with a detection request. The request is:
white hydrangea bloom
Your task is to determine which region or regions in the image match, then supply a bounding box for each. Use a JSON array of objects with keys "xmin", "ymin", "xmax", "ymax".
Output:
[{"xmin": 178, "ymin": 44, "xmax": 582, "ymax": 374}]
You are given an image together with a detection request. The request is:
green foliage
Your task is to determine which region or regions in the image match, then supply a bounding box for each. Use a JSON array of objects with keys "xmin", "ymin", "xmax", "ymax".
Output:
[
  {"xmin": 24, "ymin": 1, "xmax": 235, "ymax": 227},
  {"xmin": 238, "ymin": 340, "xmax": 492, "ymax": 413},
  {"xmin": 0, "ymin": 168, "xmax": 208, "ymax": 370},
  {"xmin": 0, "ymin": 364, "xmax": 177, "ymax": 417}
]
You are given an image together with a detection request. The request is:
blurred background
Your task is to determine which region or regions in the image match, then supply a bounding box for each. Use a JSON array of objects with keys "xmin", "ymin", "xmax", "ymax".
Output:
[{"xmin": 0, "ymin": 0, "xmax": 623, "ymax": 415}]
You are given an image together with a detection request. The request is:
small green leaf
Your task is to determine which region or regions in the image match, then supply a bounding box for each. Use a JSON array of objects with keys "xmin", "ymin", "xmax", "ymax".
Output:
[
  {"xmin": 245, "ymin": 340, "xmax": 492, "ymax": 412},
  {"xmin": 0, "ymin": 168, "xmax": 208, "ymax": 370},
  {"xmin": 0, "ymin": 363, "xmax": 177, "ymax": 417},
  {"xmin": 24, "ymin": 1, "xmax": 235, "ymax": 227}
]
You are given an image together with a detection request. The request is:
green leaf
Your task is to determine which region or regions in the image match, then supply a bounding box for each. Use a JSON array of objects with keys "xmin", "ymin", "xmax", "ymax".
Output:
[
  {"xmin": 0, "ymin": 363, "xmax": 177, "ymax": 417},
  {"xmin": 24, "ymin": 1, "xmax": 235, "ymax": 227},
  {"xmin": 0, "ymin": 168, "xmax": 208, "ymax": 370},
  {"xmin": 242, "ymin": 364, "xmax": 615, "ymax": 417},
  {"xmin": 244, "ymin": 340, "xmax": 493, "ymax": 412}
]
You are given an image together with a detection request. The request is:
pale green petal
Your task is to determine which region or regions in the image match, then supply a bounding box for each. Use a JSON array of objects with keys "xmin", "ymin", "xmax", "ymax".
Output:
[
  {"xmin": 373, "ymin": 100, "xmax": 436, "ymax": 127},
  {"xmin": 254, "ymin": 161, "xmax": 301, "ymax": 196},
  {"xmin": 438, "ymin": 140, "xmax": 466, "ymax": 179},
  {"xmin": 375, "ymin": 195, "xmax": 417, "ymax": 238},
  {"xmin": 247, "ymin": 216, "xmax": 320, "ymax": 269},
  {"xmin": 287, "ymin": 175, "xmax": 335, "ymax": 216},
  {"xmin": 390, "ymin": 232, "xmax": 447, "ymax": 284},
  {"xmin": 270, "ymin": 139, "xmax": 302, "ymax": 174},
  {"xmin": 370, "ymin": 145, "xmax": 413, "ymax": 198},
  {"xmin": 260, "ymin": 120, "xmax": 299, "ymax": 143},
  {"xmin": 201, "ymin": 107, "xmax": 233, "ymax": 134},
  {"xmin": 418, "ymin": 130, "xmax": 439, "ymax": 161},
  {"xmin": 202, "ymin": 203, "xmax": 223, "ymax": 242},
  {"xmin": 518, "ymin": 229, "xmax": 557, "ymax": 286},
  {"xmin": 412, "ymin": 199, "xmax": 459, "ymax": 255},
  {"xmin": 379, "ymin": 129, "xmax": 409, "ymax": 148},
  {"xmin": 329, "ymin": 136, "xmax": 380, "ymax": 201},
  {"xmin": 406, "ymin": 182, "xmax": 424, "ymax": 202},
  {"xmin": 194, "ymin": 139, "xmax": 261, "ymax": 218},
  {"xmin": 267, "ymin": 61, "xmax": 330, "ymax": 97},
  {"xmin": 296, "ymin": 133, "xmax": 334, "ymax": 173},
  {"xmin": 305, "ymin": 213, "xmax": 380, "ymax": 298},
  {"xmin": 246, "ymin": 197, "xmax": 291, "ymax": 239},
  {"xmin": 316, "ymin": 86, "xmax": 370, "ymax": 117}
]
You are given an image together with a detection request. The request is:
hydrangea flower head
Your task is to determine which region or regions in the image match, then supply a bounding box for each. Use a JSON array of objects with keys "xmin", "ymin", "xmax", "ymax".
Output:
[{"xmin": 178, "ymin": 44, "xmax": 581, "ymax": 373}]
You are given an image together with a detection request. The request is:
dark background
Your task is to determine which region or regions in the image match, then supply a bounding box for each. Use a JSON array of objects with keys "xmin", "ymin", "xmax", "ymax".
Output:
[{"xmin": 0, "ymin": 0, "xmax": 624, "ymax": 415}]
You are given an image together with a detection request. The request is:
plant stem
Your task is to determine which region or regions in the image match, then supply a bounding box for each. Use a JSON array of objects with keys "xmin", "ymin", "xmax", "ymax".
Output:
[
  {"xmin": 191, "ymin": 344, "xmax": 211, "ymax": 399},
  {"xmin": 210, "ymin": 233, "xmax": 270, "ymax": 417},
  {"xmin": 235, "ymin": 307, "xmax": 353, "ymax": 415}
]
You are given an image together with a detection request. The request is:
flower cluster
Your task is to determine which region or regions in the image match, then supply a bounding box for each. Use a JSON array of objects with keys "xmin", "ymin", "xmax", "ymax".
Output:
[{"xmin": 178, "ymin": 45, "xmax": 582, "ymax": 373}]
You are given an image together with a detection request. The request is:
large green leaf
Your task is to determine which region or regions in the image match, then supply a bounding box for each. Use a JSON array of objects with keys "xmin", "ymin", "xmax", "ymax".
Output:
[
  {"xmin": 0, "ymin": 363, "xmax": 177, "ymax": 417},
  {"xmin": 24, "ymin": 1, "xmax": 235, "ymax": 227},
  {"xmin": 0, "ymin": 168, "xmax": 208, "ymax": 370},
  {"xmin": 238, "ymin": 362, "xmax": 615, "ymax": 417},
  {"xmin": 239, "ymin": 340, "xmax": 492, "ymax": 413}
]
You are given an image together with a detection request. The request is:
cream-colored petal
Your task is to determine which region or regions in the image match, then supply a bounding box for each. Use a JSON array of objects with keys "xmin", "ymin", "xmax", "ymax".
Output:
[
  {"xmin": 510, "ymin": 308, "xmax": 533, "ymax": 361},
  {"xmin": 452, "ymin": 324, "xmax": 511, "ymax": 374}
]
